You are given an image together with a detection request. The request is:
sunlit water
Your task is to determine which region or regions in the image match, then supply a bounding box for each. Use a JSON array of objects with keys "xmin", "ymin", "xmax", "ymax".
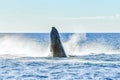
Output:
[{"xmin": 0, "ymin": 33, "xmax": 120, "ymax": 80}]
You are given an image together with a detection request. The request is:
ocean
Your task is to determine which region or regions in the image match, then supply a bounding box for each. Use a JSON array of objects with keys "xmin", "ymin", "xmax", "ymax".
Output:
[{"xmin": 0, "ymin": 33, "xmax": 120, "ymax": 80}]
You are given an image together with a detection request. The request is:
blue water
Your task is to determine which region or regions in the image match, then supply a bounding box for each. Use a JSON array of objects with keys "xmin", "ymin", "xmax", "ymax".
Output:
[
  {"xmin": 22, "ymin": 33, "xmax": 120, "ymax": 49},
  {"xmin": 0, "ymin": 33, "xmax": 120, "ymax": 80}
]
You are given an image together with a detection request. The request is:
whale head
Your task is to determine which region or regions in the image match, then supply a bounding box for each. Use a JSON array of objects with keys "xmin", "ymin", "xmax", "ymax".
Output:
[{"xmin": 50, "ymin": 27, "xmax": 66, "ymax": 57}]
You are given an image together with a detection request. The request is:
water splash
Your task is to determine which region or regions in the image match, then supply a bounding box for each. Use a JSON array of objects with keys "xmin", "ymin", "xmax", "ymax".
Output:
[
  {"xmin": 63, "ymin": 33, "xmax": 120, "ymax": 56},
  {"xmin": 0, "ymin": 34, "xmax": 49, "ymax": 57},
  {"xmin": 0, "ymin": 33, "xmax": 119, "ymax": 58}
]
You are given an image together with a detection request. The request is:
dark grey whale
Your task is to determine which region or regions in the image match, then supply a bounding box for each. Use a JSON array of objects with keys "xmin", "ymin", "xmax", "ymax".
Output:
[{"xmin": 50, "ymin": 27, "xmax": 67, "ymax": 57}]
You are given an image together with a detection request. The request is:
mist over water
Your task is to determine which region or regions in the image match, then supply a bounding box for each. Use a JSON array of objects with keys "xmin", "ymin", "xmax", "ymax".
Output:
[{"xmin": 0, "ymin": 33, "xmax": 119, "ymax": 58}]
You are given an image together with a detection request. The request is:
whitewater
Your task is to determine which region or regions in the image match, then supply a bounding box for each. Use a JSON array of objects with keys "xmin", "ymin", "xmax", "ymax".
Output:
[{"xmin": 0, "ymin": 33, "xmax": 120, "ymax": 80}]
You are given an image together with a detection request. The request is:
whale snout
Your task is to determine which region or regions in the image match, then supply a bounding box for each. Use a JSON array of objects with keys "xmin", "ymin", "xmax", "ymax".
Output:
[{"xmin": 50, "ymin": 27, "xmax": 66, "ymax": 57}]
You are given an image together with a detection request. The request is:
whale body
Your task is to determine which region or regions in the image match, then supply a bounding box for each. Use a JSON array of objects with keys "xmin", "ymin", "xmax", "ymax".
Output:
[{"xmin": 50, "ymin": 27, "xmax": 67, "ymax": 57}]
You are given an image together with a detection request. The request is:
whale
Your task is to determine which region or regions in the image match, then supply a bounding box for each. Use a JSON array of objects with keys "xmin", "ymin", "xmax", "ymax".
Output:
[{"xmin": 50, "ymin": 27, "xmax": 67, "ymax": 57}]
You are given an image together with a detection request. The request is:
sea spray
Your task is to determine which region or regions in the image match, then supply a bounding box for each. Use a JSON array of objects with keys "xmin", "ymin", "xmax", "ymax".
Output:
[
  {"xmin": 0, "ymin": 34, "xmax": 49, "ymax": 57},
  {"xmin": 0, "ymin": 33, "xmax": 119, "ymax": 58},
  {"xmin": 63, "ymin": 33, "xmax": 86, "ymax": 56},
  {"xmin": 63, "ymin": 33, "xmax": 120, "ymax": 56}
]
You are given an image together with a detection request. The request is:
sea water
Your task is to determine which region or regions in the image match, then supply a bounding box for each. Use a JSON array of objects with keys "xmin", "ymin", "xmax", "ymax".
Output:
[{"xmin": 0, "ymin": 33, "xmax": 120, "ymax": 80}]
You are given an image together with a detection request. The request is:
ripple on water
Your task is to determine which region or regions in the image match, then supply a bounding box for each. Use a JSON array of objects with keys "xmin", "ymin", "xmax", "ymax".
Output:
[{"xmin": 0, "ymin": 56, "xmax": 120, "ymax": 80}]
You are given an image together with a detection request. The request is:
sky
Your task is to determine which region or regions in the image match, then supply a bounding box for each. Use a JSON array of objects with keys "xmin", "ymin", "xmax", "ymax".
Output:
[{"xmin": 0, "ymin": 0, "xmax": 120, "ymax": 32}]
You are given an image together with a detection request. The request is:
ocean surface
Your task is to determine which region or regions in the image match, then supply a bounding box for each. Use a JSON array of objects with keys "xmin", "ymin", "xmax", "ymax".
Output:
[{"xmin": 0, "ymin": 33, "xmax": 120, "ymax": 80}]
